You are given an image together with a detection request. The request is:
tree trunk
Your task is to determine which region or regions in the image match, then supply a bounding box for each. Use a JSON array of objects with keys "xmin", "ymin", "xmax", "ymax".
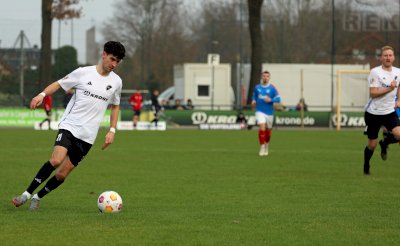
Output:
[
  {"xmin": 39, "ymin": 0, "xmax": 53, "ymax": 89},
  {"xmin": 246, "ymin": 0, "xmax": 263, "ymax": 105}
]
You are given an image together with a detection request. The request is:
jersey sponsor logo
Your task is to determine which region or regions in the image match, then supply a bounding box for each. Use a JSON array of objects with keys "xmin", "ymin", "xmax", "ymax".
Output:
[
  {"xmin": 83, "ymin": 90, "xmax": 108, "ymax": 102},
  {"xmin": 258, "ymin": 95, "xmax": 267, "ymax": 100},
  {"xmin": 106, "ymin": 85, "xmax": 112, "ymax": 91}
]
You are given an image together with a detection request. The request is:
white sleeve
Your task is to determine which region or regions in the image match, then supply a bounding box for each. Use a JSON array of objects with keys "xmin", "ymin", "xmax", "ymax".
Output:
[
  {"xmin": 368, "ymin": 69, "xmax": 380, "ymax": 88},
  {"xmin": 58, "ymin": 67, "xmax": 83, "ymax": 91},
  {"xmin": 109, "ymin": 80, "xmax": 122, "ymax": 105}
]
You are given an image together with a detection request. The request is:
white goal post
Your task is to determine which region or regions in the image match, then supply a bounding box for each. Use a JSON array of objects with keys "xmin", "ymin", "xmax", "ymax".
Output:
[{"xmin": 336, "ymin": 69, "xmax": 370, "ymax": 130}]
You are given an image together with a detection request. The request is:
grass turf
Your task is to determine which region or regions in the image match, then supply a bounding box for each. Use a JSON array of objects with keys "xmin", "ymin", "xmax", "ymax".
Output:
[{"xmin": 1, "ymin": 129, "xmax": 400, "ymax": 245}]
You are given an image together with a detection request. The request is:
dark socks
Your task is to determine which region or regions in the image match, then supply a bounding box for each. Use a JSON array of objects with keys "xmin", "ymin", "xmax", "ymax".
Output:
[
  {"xmin": 40, "ymin": 119, "xmax": 50, "ymax": 125},
  {"xmin": 364, "ymin": 146, "xmax": 373, "ymax": 174},
  {"xmin": 382, "ymin": 132, "xmax": 398, "ymax": 145},
  {"xmin": 26, "ymin": 161, "xmax": 55, "ymax": 194},
  {"xmin": 364, "ymin": 146, "xmax": 373, "ymax": 164},
  {"xmin": 37, "ymin": 176, "xmax": 64, "ymax": 199}
]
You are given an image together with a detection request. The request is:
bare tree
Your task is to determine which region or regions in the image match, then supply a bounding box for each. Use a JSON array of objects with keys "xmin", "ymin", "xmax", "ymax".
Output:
[
  {"xmin": 189, "ymin": 1, "xmax": 250, "ymax": 64},
  {"xmin": 102, "ymin": 0, "xmax": 193, "ymax": 90},
  {"xmin": 38, "ymin": 0, "xmax": 53, "ymax": 89},
  {"xmin": 38, "ymin": 0, "xmax": 81, "ymax": 89},
  {"xmin": 247, "ymin": 0, "xmax": 263, "ymax": 104}
]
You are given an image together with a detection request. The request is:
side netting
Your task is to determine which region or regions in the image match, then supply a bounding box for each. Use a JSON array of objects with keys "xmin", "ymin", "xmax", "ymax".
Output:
[{"xmin": 335, "ymin": 70, "xmax": 369, "ymax": 130}]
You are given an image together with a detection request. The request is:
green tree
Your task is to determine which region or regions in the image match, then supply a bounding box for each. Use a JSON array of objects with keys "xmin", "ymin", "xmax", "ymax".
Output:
[{"xmin": 53, "ymin": 45, "xmax": 78, "ymax": 79}]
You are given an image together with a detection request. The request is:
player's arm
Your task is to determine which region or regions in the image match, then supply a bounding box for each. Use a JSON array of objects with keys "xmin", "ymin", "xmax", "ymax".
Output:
[
  {"xmin": 369, "ymin": 71, "xmax": 397, "ymax": 98},
  {"xmin": 251, "ymin": 87, "xmax": 258, "ymax": 107},
  {"xmin": 265, "ymin": 88, "xmax": 281, "ymax": 103},
  {"xmin": 397, "ymin": 80, "xmax": 400, "ymax": 108},
  {"xmin": 102, "ymin": 104, "xmax": 120, "ymax": 150},
  {"xmin": 370, "ymin": 85, "xmax": 396, "ymax": 98},
  {"xmin": 30, "ymin": 82, "xmax": 61, "ymax": 109},
  {"xmin": 270, "ymin": 95, "xmax": 281, "ymax": 103}
]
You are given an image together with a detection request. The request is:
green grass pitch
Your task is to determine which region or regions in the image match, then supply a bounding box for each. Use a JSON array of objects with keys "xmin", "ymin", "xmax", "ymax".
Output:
[{"xmin": 1, "ymin": 129, "xmax": 400, "ymax": 245}]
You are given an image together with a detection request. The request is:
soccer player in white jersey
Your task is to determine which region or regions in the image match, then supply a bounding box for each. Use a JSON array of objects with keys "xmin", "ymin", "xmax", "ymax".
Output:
[
  {"xmin": 251, "ymin": 71, "xmax": 281, "ymax": 156},
  {"xmin": 11, "ymin": 41, "xmax": 126, "ymax": 210},
  {"xmin": 363, "ymin": 45, "xmax": 400, "ymax": 175}
]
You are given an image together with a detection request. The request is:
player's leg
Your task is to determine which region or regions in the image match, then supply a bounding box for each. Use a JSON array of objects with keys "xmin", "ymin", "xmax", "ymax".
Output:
[
  {"xmin": 256, "ymin": 112, "xmax": 267, "ymax": 156},
  {"xmin": 363, "ymin": 112, "xmax": 380, "ymax": 175},
  {"xmin": 12, "ymin": 145, "xmax": 68, "ymax": 207},
  {"xmin": 264, "ymin": 115, "xmax": 274, "ymax": 156},
  {"xmin": 39, "ymin": 111, "xmax": 51, "ymax": 129},
  {"xmin": 380, "ymin": 112, "xmax": 400, "ymax": 160},
  {"xmin": 29, "ymin": 136, "xmax": 92, "ymax": 210},
  {"xmin": 46, "ymin": 111, "xmax": 51, "ymax": 130},
  {"xmin": 133, "ymin": 115, "xmax": 137, "ymax": 128},
  {"xmin": 29, "ymin": 156, "xmax": 75, "ymax": 211},
  {"xmin": 152, "ymin": 110, "xmax": 159, "ymax": 126},
  {"xmin": 133, "ymin": 111, "xmax": 140, "ymax": 128},
  {"xmin": 365, "ymin": 138, "xmax": 378, "ymax": 175},
  {"xmin": 379, "ymin": 130, "xmax": 397, "ymax": 160},
  {"xmin": 258, "ymin": 123, "xmax": 266, "ymax": 156}
]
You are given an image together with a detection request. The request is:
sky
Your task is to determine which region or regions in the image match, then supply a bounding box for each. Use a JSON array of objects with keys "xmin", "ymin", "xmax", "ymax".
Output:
[{"xmin": 0, "ymin": 0, "xmax": 115, "ymax": 64}]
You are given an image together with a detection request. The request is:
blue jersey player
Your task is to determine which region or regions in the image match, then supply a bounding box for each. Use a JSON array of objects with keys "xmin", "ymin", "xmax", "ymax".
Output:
[{"xmin": 251, "ymin": 71, "xmax": 281, "ymax": 156}]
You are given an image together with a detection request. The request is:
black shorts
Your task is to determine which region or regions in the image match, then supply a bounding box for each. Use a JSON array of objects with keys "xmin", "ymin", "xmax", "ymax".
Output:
[
  {"xmin": 133, "ymin": 110, "xmax": 141, "ymax": 116},
  {"xmin": 364, "ymin": 111, "xmax": 400, "ymax": 139},
  {"xmin": 54, "ymin": 129, "xmax": 92, "ymax": 166}
]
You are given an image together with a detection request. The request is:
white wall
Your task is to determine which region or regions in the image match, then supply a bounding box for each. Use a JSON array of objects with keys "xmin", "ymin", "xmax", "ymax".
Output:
[
  {"xmin": 174, "ymin": 63, "xmax": 232, "ymax": 109},
  {"xmin": 238, "ymin": 63, "xmax": 370, "ymax": 111}
]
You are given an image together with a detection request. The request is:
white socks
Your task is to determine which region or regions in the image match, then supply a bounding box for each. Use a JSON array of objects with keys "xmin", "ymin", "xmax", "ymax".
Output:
[
  {"xmin": 22, "ymin": 191, "xmax": 31, "ymax": 199},
  {"xmin": 32, "ymin": 194, "xmax": 40, "ymax": 200}
]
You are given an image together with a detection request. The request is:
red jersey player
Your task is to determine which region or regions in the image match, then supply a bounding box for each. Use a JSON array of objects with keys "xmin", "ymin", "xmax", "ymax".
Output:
[
  {"xmin": 128, "ymin": 90, "xmax": 143, "ymax": 128},
  {"xmin": 39, "ymin": 95, "xmax": 52, "ymax": 129}
]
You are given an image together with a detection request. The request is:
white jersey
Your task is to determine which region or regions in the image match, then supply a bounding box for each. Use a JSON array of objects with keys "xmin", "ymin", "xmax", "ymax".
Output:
[
  {"xmin": 365, "ymin": 65, "xmax": 400, "ymax": 115},
  {"xmin": 58, "ymin": 66, "xmax": 122, "ymax": 144}
]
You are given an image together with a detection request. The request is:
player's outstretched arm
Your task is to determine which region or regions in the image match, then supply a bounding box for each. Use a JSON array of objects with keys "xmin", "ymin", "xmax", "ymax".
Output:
[{"xmin": 30, "ymin": 82, "xmax": 61, "ymax": 109}]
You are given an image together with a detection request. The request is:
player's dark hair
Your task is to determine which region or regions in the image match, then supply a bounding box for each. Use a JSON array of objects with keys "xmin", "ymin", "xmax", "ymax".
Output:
[
  {"xmin": 104, "ymin": 41, "xmax": 126, "ymax": 60},
  {"xmin": 262, "ymin": 70, "xmax": 270, "ymax": 74}
]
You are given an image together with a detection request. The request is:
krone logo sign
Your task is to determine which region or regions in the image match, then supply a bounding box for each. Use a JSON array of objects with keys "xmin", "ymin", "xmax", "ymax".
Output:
[{"xmin": 192, "ymin": 112, "xmax": 208, "ymax": 124}]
